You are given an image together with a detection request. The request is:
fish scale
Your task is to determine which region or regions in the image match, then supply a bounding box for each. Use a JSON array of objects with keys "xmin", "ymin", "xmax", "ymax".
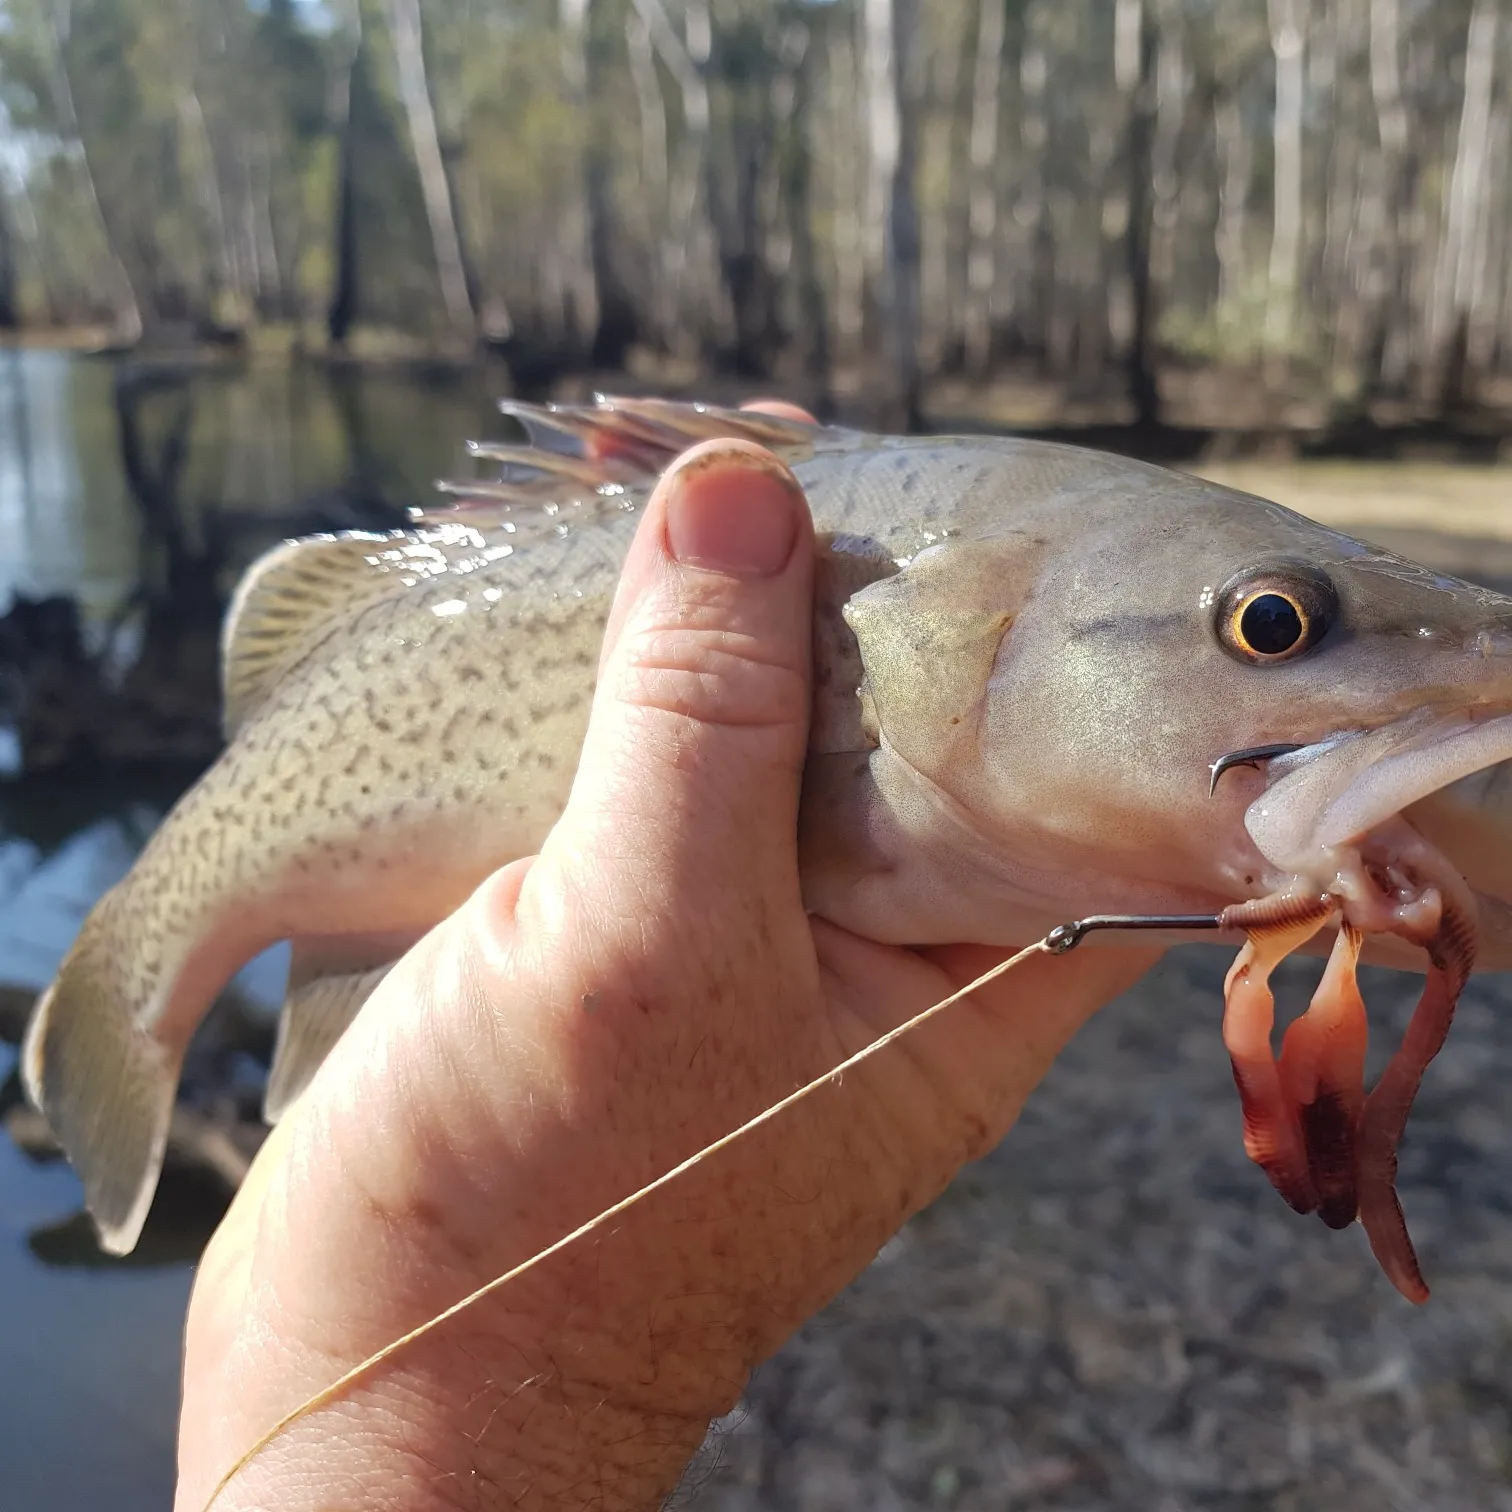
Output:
[{"xmin": 22, "ymin": 396, "xmax": 1512, "ymax": 1293}]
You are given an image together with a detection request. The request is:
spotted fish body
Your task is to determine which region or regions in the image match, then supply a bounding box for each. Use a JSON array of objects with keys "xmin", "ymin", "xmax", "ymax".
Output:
[{"xmin": 24, "ymin": 397, "xmax": 1512, "ymax": 1266}]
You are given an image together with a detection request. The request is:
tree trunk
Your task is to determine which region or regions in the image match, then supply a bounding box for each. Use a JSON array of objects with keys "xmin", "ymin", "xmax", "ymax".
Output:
[
  {"xmin": 1468, "ymin": 103, "xmax": 1509, "ymax": 380},
  {"xmin": 863, "ymin": 0, "xmax": 922, "ymax": 429},
  {"xmin": 828, "ymin": 21, "xmax": 866, "ymax": 354},
  {"xmin": 327, "ymin": 30, "xmax": 365, "ymax": 347},
  {"xmin": 49, "ymin": 0, "xmax": 143, "ymax": 340},
  {"xmin": 389, "ymin": 0, "xmax": 475, "ymax": 340},
  {"xmin": 1265, "ymin": 0, "xmax": 1307, "ymax": 373},
  {"xmin": 625, "ymin": 8, "xmax": 672, "ymax": 343},
  {"xmin": 566, "ymin": 0, "xmax": 635, "ymax": 366},
  {"xmin": 1213, "ymin": 89, "xmax": 1252, "ymax": 348},
  {"xmin": 1428, "ymin": 0, "xmax": 1498, "ymax": 412},
  {"xmin": 558, "ymin": 0, "xmax": 602, "ymax": 359},
  {"xmin": 777, "ymin": 19, "xmax": 831, "ymax": 401},
  {"xmin": 0, "ymin": 190, "xmax": 18, "ymax": 331},
  {"xmin": 1017, "ymin": 20, "xmax": 1051, "ymax": 366},
  {"xmin": 631, "ymin": 0, "xmax": 715, "ymax": 356},
  {"xmin": 1116, "ymin": 0, "xmax": 1161, "ymax": 427},
  {"xmin": 176, "ymin": 88, "xmax": 234, "ymax": 315},
  {"xmin": 247, "ymin": 133, "xmax": 284, "ymax": 319},
  {"xmin": 1346, "ymin": 0, "xmax": 1407, "ymax": 394},
  {"xmin": 963, "ymin": 0, "xmax": 1007, "ymax": 378}
]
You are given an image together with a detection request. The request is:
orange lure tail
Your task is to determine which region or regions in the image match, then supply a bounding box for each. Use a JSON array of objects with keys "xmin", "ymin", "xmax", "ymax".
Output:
[{"xmin": 1219, "ymin": 894, "xmax": 1475, "ymax": 1304}]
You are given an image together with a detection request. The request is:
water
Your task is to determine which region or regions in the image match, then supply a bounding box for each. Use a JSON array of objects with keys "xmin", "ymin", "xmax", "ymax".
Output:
[
  {"xmin": 0, "ymin": 1045, "xmax": 190, "ymax": 1512},
  {"xmin": 0, "ymin": 344, "xmax": 502, "ymax": 1508},
  {"xmin": 0, "ymin": 345, "xmax": 506, "ymax": 618}
]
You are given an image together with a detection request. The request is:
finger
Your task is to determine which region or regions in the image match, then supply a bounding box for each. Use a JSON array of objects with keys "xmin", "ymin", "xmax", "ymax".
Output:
[
  {"xmin": 595, "ymin": 424, "xmax": 814, "ymax": 664},
  {"xmin": 594, "ymin": 405, "xmax": 816, "ymax": 662},
  {"xmin": 550, "ymin": 440, "xmax": 815, "ymax": 913}
]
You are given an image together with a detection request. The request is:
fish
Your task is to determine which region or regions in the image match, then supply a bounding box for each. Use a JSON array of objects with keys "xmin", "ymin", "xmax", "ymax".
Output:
[{"xmin": 22, "ymin": 396, "xmax": 1512, "ymax": 1296}]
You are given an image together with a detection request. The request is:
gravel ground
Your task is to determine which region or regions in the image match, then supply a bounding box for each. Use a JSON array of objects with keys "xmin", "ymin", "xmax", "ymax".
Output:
[{"xmin": 684, "ymin": 947, "xmax": 1512, "ymax": 1512}]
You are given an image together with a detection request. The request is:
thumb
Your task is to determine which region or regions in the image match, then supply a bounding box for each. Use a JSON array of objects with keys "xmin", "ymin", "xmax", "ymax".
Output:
[{"xmin": 547, "ymin": 439, "xmax": 816, "ymax": 912}]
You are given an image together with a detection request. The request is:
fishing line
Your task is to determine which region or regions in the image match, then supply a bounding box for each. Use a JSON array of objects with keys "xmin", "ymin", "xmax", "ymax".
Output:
[{"xmin": 203, "ymin": 914, "xmax": 1224, "ymax": 1509}]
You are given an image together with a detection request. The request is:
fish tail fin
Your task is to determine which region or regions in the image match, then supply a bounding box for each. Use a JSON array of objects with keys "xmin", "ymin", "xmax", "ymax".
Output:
[{"xmin": 21, "ymin": 891, "xmax": 181, "ymax": 1257}]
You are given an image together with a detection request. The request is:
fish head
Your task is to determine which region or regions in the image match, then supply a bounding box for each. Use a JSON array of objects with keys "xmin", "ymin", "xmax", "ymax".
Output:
[
  {"xmin": 807, "ymin": 434, "xmax": 1512, "ymax": 1306},
  {"xmin": 828, "ymin": 466, "xmax": 1512, "ymax": 951}
]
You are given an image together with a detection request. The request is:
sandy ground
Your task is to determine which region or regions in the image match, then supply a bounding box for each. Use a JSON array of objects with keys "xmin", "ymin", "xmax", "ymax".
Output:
[
  {"xmin": 681, "ymin": 477, "xmax": 1512, "ymax": 1512},
  {"xmin": 1191, "ymin": 461, "xmax": 1512, "ymax": 551},
  {"xmin": 685, "ymin": 952, "xmax": 1512, "ymax": 1512}
]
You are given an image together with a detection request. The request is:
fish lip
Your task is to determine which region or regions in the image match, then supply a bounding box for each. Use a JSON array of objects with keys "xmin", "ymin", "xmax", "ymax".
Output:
[{"xmin": 1242, "ymin": 706, "xmax": 1512, "ymax": 878}]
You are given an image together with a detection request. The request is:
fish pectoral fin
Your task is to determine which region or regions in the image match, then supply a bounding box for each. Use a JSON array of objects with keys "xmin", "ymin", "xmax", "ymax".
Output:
[
  {"xmin": 222, "ymin": 535, "xmax": 403, "ymax": 737},
  {"xmin": 841, "ymin": 538, "xmax": 1041, "ymax": 779},
  {"xmin": 264, "ymin": 931, "xmax": 420, "ymax": 1122},
  {"xmin": 264, "ymin": 967, "xmax": 391, "ymax": 1122}
]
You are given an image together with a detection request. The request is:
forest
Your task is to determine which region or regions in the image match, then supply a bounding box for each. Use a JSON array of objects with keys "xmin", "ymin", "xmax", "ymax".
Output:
[{"xmin": 0, "ymin": 0, "xmax": 1509, "ymax": 430}]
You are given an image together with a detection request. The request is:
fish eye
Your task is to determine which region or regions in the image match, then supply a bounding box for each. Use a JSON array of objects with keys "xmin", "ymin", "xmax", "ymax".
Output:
[{"xmin": 1215, "ymin": 563, "xmax": 1337, "ymax": 665}]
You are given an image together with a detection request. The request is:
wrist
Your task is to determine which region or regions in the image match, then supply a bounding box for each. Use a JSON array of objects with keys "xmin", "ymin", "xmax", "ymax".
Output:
[{"xmin": 199, "ymin": 1183, "xmax": 788, "ymax": 1512}]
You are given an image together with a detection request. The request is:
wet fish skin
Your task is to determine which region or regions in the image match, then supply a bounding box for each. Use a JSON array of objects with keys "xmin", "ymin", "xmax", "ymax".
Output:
[{"xmin": 23, "ymin": 397, "xmax": 1512, "ymax": 1257}]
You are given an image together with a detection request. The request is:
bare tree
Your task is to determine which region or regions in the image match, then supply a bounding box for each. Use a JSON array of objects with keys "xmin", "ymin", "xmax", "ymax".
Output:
[
  {"xmin": 388, "ymin": 0, "xmax": 475, "ymax": 339},
  {"xmin": 1265, "ymin": 0, "xmax": 1307, "ymax": 372},
  {"xmin": 863, "ymin": 0, "xmax": 921, "ymax": 428},
  {"xmin": 631, "ymin": 0, "xmax": 717, "ymax": 357},
  {"xmin": 1343, "ymin": 0, "xmax": 1410, "ymax": 393},
  {"xmin": 327, "ymin": 11, "xmax": 365, "ymax": 346},
  {"xmin": 1117, "ymin": 0, "xmax": 1161, "ymax": 425},
  {"xmin": 1427, "ymin": 0, "xmax": 1499, "ymax": 410},
  {"xmin": 47, "ymin": 0, "xmax": 143, "ymax": 339},
  {"xmin": 775, "ymin": 16, "xmax": 831, "ymax": 399},
  {"xmin": 0, "ymin": 189, "xmax": 17, "ymax": 330},
  {"xmin": 963, "ymin": 0, "xmax": 1007, "ymax": 377}
]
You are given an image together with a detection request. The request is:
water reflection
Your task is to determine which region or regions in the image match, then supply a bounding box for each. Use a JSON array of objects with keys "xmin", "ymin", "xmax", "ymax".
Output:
[
  {"xmin": 0, "ymin": 345, "xmax": 504, "ymax": 632},
  {"xmin": 0, "ymin": 350, "xmax": 138, "ymax": 623}
]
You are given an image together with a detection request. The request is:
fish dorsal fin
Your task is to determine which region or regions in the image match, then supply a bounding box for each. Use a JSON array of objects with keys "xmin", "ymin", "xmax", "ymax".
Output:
[
  {"xmin": 424, "ymin": 394, "xmax": 842, "ymax": 529},
  {"xmin": 224, "ymin": 397, "xmax": 839, "ymax": 732},
  {"xmin": 221, "ymin": 533, "xmax": 411, "ymax": 736}
]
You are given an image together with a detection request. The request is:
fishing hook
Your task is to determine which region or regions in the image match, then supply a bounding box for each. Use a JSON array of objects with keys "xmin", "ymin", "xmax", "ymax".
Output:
[
  {"xmin": 1208, "ymin": 742, "xmax": 1304, "ymax": 797},
  {"xmin": 1044, "ymin": 912, "xmax": 1230, "ymax": 954}
]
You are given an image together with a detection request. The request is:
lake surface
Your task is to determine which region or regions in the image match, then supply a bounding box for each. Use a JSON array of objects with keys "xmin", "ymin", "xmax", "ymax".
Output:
[{"xmin": 1, "ymin": 345, "xmax": 1509, "ymax": 1507}]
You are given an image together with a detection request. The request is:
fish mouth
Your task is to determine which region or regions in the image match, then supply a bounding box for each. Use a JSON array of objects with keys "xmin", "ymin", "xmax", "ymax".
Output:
[
  {"xmin": 1238, "ymin": 709, "xmax": 1512, "ymax": 965},
  {"xmin": 1246, "ymin": 708, "xmax": 1512, "ymax": 865}
]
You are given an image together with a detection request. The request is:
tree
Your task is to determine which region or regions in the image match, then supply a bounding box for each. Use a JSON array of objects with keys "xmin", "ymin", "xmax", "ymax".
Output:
[
  {"xmin": 863, "ymin": 0, "xmax": 922, "ymax": 428},
  {"xmin": 1, "ymin": 0, "xmax": 1511, "ymax": 421},
  {"xmin": 388, "ymin": 0, "xmax": 475, "ymax": 340}
]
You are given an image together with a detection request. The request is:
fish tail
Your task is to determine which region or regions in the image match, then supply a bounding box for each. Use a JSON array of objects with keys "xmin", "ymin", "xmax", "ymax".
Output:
[{"xmin": 21, "ymin": 887, "xmax": 182, "ymax": 1257}]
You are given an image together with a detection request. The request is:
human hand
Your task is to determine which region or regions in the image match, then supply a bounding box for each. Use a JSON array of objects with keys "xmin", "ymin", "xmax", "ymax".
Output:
[{"xmin": 175, "ymin": 410, "xmax": 1157, "ymax": 1511}]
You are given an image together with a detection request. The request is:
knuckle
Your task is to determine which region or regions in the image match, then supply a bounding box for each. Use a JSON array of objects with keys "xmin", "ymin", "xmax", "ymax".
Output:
[{"xmin": 616, "ymin": 619, "xmax": 809, "ymax": 732}]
